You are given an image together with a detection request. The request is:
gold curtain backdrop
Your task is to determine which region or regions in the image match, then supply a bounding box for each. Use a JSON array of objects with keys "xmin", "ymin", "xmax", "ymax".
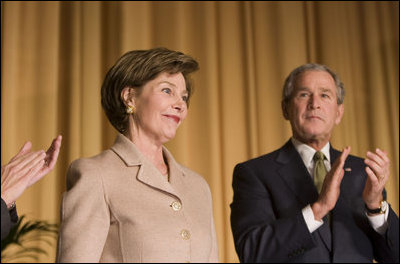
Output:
[{"xmin": 1, "ymin": 1, "xmax": 398, "ymax": 262}]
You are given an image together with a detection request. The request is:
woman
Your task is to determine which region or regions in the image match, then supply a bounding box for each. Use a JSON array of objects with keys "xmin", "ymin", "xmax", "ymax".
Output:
[{"xmin": 57, "ymin": 48, "xmax": 218, "ymax": 262}]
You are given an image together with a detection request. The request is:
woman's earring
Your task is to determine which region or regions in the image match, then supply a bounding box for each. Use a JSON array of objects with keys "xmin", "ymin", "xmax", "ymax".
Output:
[{"xmin": 126, "ymin": 105, "xmax": 135, "ymax": 115}]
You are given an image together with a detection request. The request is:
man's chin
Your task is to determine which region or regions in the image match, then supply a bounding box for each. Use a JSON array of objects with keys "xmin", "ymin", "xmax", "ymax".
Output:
[{"xmin": 297, "ymin": 131, "xmax": 325, "ymax": 141}]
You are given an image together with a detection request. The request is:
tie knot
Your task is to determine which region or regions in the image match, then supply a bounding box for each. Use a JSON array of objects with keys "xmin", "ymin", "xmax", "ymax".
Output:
[{"xmin": 313, "ymin": 151, "xmax": 325, "ymax": 162}]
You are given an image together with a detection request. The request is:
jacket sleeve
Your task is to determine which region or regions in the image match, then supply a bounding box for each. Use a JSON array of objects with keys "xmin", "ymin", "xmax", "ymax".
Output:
[
  {"xmin": 230, "ymin": 162, "xmax": 316, "ymax": 263},
  {"xmin": 57, "ymin": 160, "xmax": 110, "ymax": 262},
  {"xmin": 370, "ymin": 205, "xmax": 399, "ymax": 263},
  {"xmin": 1, "ymin": 198, "xmax": 18, "ymax": 241}
]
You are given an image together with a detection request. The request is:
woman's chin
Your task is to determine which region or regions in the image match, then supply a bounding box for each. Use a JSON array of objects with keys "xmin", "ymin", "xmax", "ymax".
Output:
[{"xmin": 161, "ymin": 131, "xmax": 177, "ymax": 143}]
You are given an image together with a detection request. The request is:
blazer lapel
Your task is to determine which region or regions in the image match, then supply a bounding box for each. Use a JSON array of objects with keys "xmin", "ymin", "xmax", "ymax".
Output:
[
  {"xmin": 276, "ymin": 140, "xmax": 319, "ymax": 207},
  {"xmin": 136, "ymin": 161, "xmax": 180, "ymax": 199},
  {"xmin": 162, "ymin": 147, "xmax": 186, "ymax": 202},
  {"xmin": 110, "ymin": 134, "xmax": 180, "ymax": 199}
]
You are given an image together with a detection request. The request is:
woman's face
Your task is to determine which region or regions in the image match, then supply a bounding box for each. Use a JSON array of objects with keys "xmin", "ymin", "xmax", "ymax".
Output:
[{"xmin": 133, "ymin": 72, "xmax": 188, "ymax": 145}]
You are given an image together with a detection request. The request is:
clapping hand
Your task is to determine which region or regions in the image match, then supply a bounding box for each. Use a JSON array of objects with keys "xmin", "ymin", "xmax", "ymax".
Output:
[
  {"xmin": 363, "ymin": 148, "xmax": 390, "ymax": 210},
  {"xmin": 1, "ymin": 135, "xmax": 62, "ymax": 208},
  {"xmin": 312, "ymin": 146, "xmax": 351, "ymax": 220}
]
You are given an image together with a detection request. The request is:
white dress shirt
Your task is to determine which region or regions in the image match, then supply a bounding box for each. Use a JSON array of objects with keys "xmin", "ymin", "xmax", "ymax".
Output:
[{"xmin": 290, "ymin": 137, "xmax": 388, "ymax": 234}]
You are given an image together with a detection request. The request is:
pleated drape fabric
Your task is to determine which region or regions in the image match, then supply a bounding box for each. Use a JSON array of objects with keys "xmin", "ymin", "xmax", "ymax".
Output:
[{"xmin": 1, "ymin": 1, "xmax": 398, "ymax": 262}]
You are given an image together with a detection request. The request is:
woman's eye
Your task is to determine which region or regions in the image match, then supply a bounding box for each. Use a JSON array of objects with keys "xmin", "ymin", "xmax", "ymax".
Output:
[
  {"xmin": 182, "ymin": 95, "xmax": 188, "ymax": 102},
  {"xmin": 299, "ymin": 92, "xmax": 308, "ymax": 97},
  {"xmin": 162, "ymin": 88, "xmax": 172, "ymax": 94}
]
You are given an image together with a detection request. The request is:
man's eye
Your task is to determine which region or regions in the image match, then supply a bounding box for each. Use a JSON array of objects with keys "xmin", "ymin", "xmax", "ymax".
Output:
[
  {"xmin": 162, "ymin": 88, "xmax": 172, "ymax": 94},
  {"xmin": 321, "ymin": 93, "xmax": 330, "ymax": 98}
]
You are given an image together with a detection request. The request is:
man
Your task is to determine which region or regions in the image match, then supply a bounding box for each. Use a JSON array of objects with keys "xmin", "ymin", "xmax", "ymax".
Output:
[
  {"xmin": 230, "ymin": 64, "xmax": 399, "ymax": 262},
  {"xmin": 1, "ymin": 135, "xmax": 62, "ymax": 240}
]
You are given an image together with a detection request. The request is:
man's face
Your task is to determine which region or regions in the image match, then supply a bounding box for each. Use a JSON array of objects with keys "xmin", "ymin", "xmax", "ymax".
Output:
[{"xmin": 285, "ymin": 70, "xmax": 344, "ymax": 145}]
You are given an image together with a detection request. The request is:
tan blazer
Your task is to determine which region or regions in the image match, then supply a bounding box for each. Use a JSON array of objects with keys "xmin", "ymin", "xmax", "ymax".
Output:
[{"xmin": 57, "ymin": 134, "xmax": 219, "ymax": 263}]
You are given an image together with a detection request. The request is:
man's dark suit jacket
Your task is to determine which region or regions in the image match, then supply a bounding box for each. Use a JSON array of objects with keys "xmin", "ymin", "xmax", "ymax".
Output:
[
  {"xmin": 230, "ymin": 140, "xmax": 399, "ymax": 262},
  {"xmin": 1, "ymin": 198, "xmax": 18, "ymax": 241}
]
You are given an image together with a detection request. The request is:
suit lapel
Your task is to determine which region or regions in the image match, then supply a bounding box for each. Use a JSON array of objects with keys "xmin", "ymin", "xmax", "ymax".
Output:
[
  {"xmin": 276, "ymin": 140, "xmax": 319, "ymax": 207},
  {"xmin": 110, "ymin": 134, "xmax": 181, "ymax": 199},
  {"xmin": 136, "ymin": 160, "xmax": 180, "ymax": 199},
  {"xmin": 162, "ymin": 147, "xmax": 187, "ymax": 202}
]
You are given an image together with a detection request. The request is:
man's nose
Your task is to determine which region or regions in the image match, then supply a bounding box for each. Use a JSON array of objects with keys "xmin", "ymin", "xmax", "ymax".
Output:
[{"xmin": 308, "ymin": 94, "xmax": 320, "ymax": 109}]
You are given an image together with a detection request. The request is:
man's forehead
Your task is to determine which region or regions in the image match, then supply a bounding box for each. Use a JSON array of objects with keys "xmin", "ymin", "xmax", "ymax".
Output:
[{"xmin": 295, "ymin": 71, "xmax": 335, "ymax": 86}]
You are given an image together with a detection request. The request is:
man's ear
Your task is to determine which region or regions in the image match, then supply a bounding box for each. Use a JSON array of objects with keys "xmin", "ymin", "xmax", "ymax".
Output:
[
  {"xmin": 121, "ymin": 87, "xmax": 136, "ymax": 107},
  {"xmin": 282, "ymin": 101, "xmax": 289, "ymax": 120},
  {"xmin": 335, "ymin": 103, "xmax": 344, "ymax": 125}
]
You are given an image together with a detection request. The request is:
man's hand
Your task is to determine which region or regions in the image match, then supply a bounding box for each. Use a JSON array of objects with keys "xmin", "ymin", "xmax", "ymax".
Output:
[
  {"xmin": 363, "ymin": 148, "xmax": 389, "ymax": 210},
  {"xmin": 1, "ymin": 135, "xmax": 62, "ymax": 208},
  {"xmin": 28, "ymin": 135, "xmax": 62, "ymax": 186},
  {"xmin": 312, "ymin": 146, "xmax": 351, "ymax": 221}
]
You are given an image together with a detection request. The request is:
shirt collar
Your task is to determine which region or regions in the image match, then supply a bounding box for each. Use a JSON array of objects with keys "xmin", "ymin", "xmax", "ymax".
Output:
[{"xmin": 291, "ymin": 137, "xmax": 331, "ymax": 167}]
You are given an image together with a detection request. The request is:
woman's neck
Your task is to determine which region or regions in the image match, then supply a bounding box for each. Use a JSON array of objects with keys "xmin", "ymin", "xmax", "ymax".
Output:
[{"xmin": 124, "ymin": 129, "xmax": 168, "ymax": 176}]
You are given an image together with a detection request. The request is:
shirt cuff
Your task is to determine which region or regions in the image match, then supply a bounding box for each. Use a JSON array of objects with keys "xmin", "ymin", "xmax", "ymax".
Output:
[
  {"xmin": 365, "ymin": 207, "xmax": 389, "ymax": 235},
  {"xmin": 302, "ymin": 204, "xmax": 323, "ymax": 233}
]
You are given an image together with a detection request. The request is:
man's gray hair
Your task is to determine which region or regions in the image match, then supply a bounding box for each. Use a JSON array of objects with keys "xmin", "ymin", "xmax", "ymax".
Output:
[{"xmin": 282, "ymin": 63, "xmax": 345, "ymax": 107}]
